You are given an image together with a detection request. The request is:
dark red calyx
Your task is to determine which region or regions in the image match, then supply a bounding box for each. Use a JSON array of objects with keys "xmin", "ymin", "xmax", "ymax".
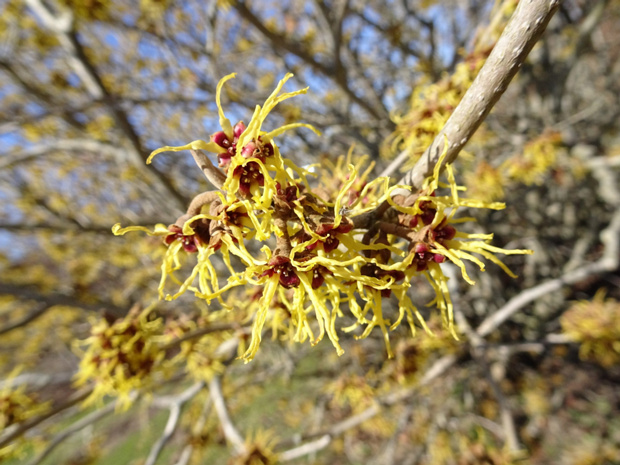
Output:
[
  {"xmin": 311, "ymin": 266, "xmax": 331, "ymax": 289},
  {"xmin": 417, "ymin": 198, "xmax": 437, "ymax": 225},
  {"xmin": 322, "ymin": 235, "xmax": 340, "ymax": 253},
  {"xmin": 276, "ymin": 182, "xmax": 298, "ymax": 203},
  {"xmin": 233, "ymin": 162, "xmax": 264, "ymax": 197},
  {"xmin": 211, "ymin": 131, "xmax": 231, "ymax": 149},
  {"xmin": 262, "ymin": 256, "xmax": 300, "ymax": 288},
  {"xmin": 262, "ymin": 142, "xmax": 274, "ymax": 157},
  {"xmin": 419, "ymin": 209, "xmax": 436, "ymax": 226},
  {"xmin": 315, "ymin": 219, "xmax": 353, "ymax": 237},
  {"xmin": 165, "ymin": 224, "xmax": 201, "ymax": 253},
  {"xmin": 433, "ymin": 224, "xmax": 456, "ymax": 242},
  {"xmin": 222, "ymin": 208, "xmax": 248, "ymax": 227}
]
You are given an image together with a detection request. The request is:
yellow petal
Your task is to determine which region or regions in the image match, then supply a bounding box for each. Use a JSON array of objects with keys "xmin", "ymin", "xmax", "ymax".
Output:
[
  {"xmin": 147, "ymin": 140, "xmax": 223, "ymax": 164},
  {"xmin": 216, "ymin": 73, "xmax": 237, "ymax": 139},
  {"xmin": 112, "ymin": 223, "xmax": 170, "ymax": 236}
]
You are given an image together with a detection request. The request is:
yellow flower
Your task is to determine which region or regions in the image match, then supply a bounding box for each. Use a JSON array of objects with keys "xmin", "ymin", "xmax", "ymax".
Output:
[
  {"xmin": 74, "ymin": 307, "xmax": 165, "ymax": 408},
  {"xmin": 112, "ymin": 74, "xmax": 531, "ymax": 362},
  {"xmin": 231, "ymin": 430, "xmax": 280, "ymax": 465},
  {"xmin": 502, "ymin": 130, "xmax": 562, "ymax": 185},
  {"xmin": 0, "ymin": 367, "xmax": 49, "ymax": 430},
  {"xmin": 561, "ymin": 289, "xmax": 620, "ymax": 367}
]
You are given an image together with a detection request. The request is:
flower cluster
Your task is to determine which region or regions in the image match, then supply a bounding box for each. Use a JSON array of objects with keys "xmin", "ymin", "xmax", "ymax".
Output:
[
  {"xmin": 0, "ymin": 369, "xmax": 50, "ymax": 460},
  {"xmin": 113, "ymin": 73, "xmax": 531, "ymax": 362},
  {"xmin": 561, "ymin": 290, "xmax": 620, "ymax": 367},
  {"xmin": 74, "ymin": 307, "xmax": 164, "ymax": 406},
  {"xmin": 0, "ymin": 375, "xmax": 48, "ymax": 432}
]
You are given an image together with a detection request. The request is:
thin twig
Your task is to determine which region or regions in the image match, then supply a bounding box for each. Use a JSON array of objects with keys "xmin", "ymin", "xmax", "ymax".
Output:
[
  {"xmin": 26, "ymin": 399, "xmax": 121, "ymax": 465},
  {"xmin": 208, "ymin": 376, "xmax": 246, "ymax": 455},
  {"xmin": 0, "ymin": 305, "xmax": 52, "ymax": 336},
  {"xmin": 0, "ymin": 388, "xmax": 92, "ymax": 449},
  {"xmin": 0, "ymin": 371, "xmax": 74, "ymax": 389},
  {"xmin": 173, "ymin": 395, "xmax": 213, "ymax": 465},
  {"xmin": 24, "ymin": 0, "xmax": 187, "ymax": 209},
  {"xmin": 279, "ymin": 435, "xmax": 331, "ymax": 462},
  {"xmin": 476, "ymin": 209, "xmax": 620, "ymax": 338},
  {"xmin": 0, "ymin": 139, "xmax": 128, "ymax": 170},
  {"xmin": 376, "ymin": 405, "xmax": 413, "ymax": 465},
  {"xmin": 482, "ymin": 362, "xmax": 520, "ymax": 452},
  {"xmin": 145, "ymin": 382, "xmax": 205, "ymax": 465},
  {"xmin": 161, "ymin": 322, "xmax": 248, "ymax": 351}
]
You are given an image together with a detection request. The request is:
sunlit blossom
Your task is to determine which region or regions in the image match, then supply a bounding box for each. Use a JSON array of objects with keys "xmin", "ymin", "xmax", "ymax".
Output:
[{"xmin": 113, "ymin": 73, "xmax": 531, "ymax": 362}]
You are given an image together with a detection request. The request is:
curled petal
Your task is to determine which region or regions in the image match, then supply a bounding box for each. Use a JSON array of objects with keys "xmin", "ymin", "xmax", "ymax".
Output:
[
  {"xmin": 147, "ymin": 140, "xmax": 223, "ymax": 164},
  {"xmin": 216, "ymin": 73, "xmax": 237, "ymax": 139},
  {"xmin": 112, "ymin": 223, "xmax": 170, "ymax": 236}
]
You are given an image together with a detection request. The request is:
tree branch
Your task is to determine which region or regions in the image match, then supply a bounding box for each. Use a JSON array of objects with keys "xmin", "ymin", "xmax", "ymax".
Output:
[
  {"xmin": 0, "ymin": 388, "xmax": 92, "ymax": 449},
  {"xmin": 0, "ymin": 304, "xmax": 51, "ymax": 337},
  {"xmin": 386, "ymin": 0, "xmax": 562, "ymax": 188},
  {"xmin": 189, "ymin": 149, "xmax": 226, "ymax": 189},
  {"xmin": 208, "ymin": 376, "xmax": 246, "ymax": 455},
  {"xmin": 24, "ymin": 0, "xmax": 188, "ymax": 210},
  {"xmin": 0, "ymin": 139, "xmax": 132, "ymax": 170},
  {"xmin": 0, "ymin": 283, "xmax": 126, "ymax": 315},
  {"xmin": 146, "ymin": 382, "xmax": 205, "ymax": 465},
  {"xmin": 26, "ymin": 399, "xmax": 119, "ymax": 465},
  {"xmin": 233, "ymin": 0, "xmax": 390, "ymax": 123}
]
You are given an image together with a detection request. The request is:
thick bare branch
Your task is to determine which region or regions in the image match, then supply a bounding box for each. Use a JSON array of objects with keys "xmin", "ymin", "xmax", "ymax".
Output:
[
  {"xmin": 387, "ymin": 0, "xmax": 562, "ymax": 188},
  {"xmin": 190, "ymin": 149, "xmax": 226, "ymax": 189}
]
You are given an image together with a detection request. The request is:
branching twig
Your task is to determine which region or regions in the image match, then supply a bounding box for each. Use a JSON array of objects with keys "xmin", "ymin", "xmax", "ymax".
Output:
[
  {"xmin": 0, "ymin": 283, "xmax": 125, "ymax": 315},
  {"xmin": 208, "ymin": 376, "xmax": 246, "ymax": 455},
  {"xmin": 26, "ymin": 399, "xmax": 121, "ymax": 465},
  {"xmin": 162, "ymin": 322, "xmax": 249, "ymax": 352},
  {"xmin": 24, "ymin": 0, "xmax": 187, "ymax": 210},
  {"xmin": 0, "ymin": 371, "xmax": 74, "ymax": 389},
  {"xmin": 145, "ymin": 382, "xmax": 205, "ymax": 465},
  {"xmin": 476, "ymin": 209, "xmax": 620, "ymax": 338},
  {"xmin": 173, "ymin": 395, "xmax": 213, "ymax": 465},
  {"xmin": 0, "ymin": 139, "xmax": 128, "ymax": 170},
  {"xmin": 0, "ymin": 388, "xmax": 92, "ymax": 449},
  {"xmin": 0, "ymin": 305, "xmax": 51, "ymax": 337},
  {"xmin": 233, "ymin": 0, "xmax": 390, "ymax": 123}
]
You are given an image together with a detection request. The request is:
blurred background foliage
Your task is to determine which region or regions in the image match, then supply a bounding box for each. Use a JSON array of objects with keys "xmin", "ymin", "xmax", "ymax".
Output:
[{"xmin": 1, "ymin": 0, "xmax": 620, "ymax": 463}]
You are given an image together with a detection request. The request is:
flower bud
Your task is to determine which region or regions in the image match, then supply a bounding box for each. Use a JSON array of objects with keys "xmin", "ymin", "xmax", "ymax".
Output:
[
  {"xmin": 241, "ymin": 141, "xmax": 258, "ymax": 158},
  {"xmin": 211, "ymin": 131, "xmax": 230, "ymax": 148},
  {"xmin": 413, "ymin": 242, "xmax": 429, "ymax": 255},
  {"xmin": 233, "ymin": 121, "xmax": 246, "ymax": 139}
]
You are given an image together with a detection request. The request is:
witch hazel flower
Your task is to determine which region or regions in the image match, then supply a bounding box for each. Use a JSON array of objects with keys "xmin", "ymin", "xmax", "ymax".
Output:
[{"xmin": 111, "ymin": 73, "xmax": 532, "ymax": 363}]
